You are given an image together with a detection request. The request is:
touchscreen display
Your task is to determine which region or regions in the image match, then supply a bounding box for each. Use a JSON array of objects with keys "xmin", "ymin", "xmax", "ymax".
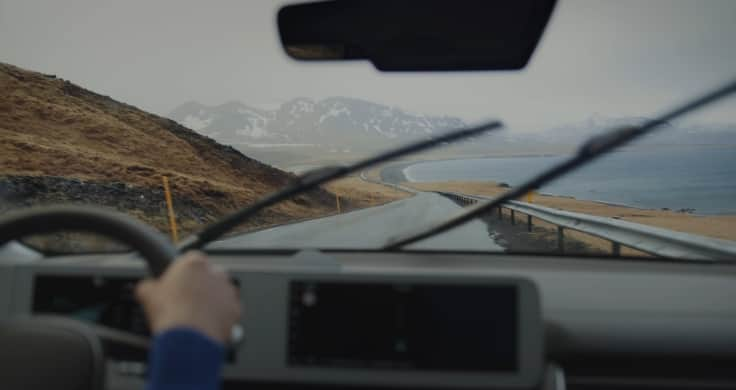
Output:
[
  {"xmin": 288, "ymin": 281, "xmax": 518, "ymax": 372},
  {"xmin": 32, "ymin": 276, "xmax": 148, "ymax": 335}
]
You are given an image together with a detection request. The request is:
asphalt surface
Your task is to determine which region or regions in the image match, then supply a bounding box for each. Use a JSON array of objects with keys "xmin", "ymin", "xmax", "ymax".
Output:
[{"xmin": 212, "ymin": 192, "xmax": 502, "ymax": 251}]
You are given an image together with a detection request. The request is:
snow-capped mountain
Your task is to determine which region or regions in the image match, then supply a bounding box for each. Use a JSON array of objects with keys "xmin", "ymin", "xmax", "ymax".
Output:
[
  {"xmin": 168, "ymin": 101, "xmax": 277, "ymax": 141},
  {"xmin": 168, "ymin": 97, "xmax": 466, "ymax": 148},
  {"xmin": 169, "ymin": 101, "xmax": 736, "ymax": 156}
]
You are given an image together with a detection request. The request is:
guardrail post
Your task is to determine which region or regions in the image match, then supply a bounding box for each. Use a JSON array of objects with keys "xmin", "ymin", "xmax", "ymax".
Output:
[
  {"xmin": 510, "ymin": 210, "xmax": 516, "ymax": 225},
  {"xmin": 612, "ymin": 242, "xmax": 621, "ymax": 256},
  {"xmin": 460, "ymin": 196, "xmax": 736, "ymax": 259},
  {"xmin": 557, "ymin": 227, "xmax": 564, "ymax": 253}
]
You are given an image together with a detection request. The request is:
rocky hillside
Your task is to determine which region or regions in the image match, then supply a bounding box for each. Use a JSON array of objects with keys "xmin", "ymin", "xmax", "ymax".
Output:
[
  {"xmin": 168, "ymin": 97, "xmax": 466, "ymax": 149},
  {"xmin": 0, "ymin": 62, "xmax": 337, "ymax": 238}
]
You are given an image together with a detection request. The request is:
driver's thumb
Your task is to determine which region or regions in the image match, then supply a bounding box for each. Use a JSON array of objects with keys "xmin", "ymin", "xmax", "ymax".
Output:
[{"xmin": 135, "ymin": 279, "xmax": 156, "ymax": 303}]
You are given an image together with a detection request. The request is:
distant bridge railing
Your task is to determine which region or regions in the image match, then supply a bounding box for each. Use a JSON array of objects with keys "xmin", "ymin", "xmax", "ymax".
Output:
[{"xmin": 438, "ymin": 191, "xmax": 736, "ymax": 261}]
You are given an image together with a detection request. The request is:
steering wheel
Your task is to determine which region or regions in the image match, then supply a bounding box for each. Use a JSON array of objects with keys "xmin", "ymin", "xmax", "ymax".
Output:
[
  {"xmin": 0, "ymin": 205, "xmax": 176, "ymax": 277},
  {"xmin": 0, "ymin": 205, "xmax": 244, "ymax": 345},
  {"xmin": 0, "ymin": 206, "xmax": 179, "ymax": 389}
]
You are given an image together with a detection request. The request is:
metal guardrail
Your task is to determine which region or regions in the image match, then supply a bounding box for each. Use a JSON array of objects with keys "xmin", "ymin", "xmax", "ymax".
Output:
[{"xmin": 438, "ymin": 191, "xmax": 736, "ymax": 261}]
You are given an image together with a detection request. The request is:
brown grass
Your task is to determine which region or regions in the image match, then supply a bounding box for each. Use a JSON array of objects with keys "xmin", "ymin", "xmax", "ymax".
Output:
[
  {"xmin": 325, "ymin": 176, "xmax": 411, "ymax": 209},
  {"xmin": 0, "ymin": 62, "xmax": 340, "ymax": 235}
]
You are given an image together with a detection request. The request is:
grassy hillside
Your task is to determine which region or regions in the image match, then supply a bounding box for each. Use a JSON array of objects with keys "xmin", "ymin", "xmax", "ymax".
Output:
[{"xmin": 0, "ymin": 62, "xmax": 338, "ymax": 238}]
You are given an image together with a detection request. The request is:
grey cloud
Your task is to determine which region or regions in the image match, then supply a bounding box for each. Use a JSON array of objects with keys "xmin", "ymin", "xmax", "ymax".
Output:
[{"xmin": 1, "ymin": 0, "xmax": 735, "ymax": 131}]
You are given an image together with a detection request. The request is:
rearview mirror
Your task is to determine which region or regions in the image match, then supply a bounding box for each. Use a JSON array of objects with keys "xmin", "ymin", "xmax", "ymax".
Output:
[{"xmin": 277, "ymin": 0, "xmax": 557, "ymax": 71}]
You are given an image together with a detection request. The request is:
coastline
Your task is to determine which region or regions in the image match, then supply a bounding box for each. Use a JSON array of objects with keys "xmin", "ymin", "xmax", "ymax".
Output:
[
  {"xmin": 380, "ymin": 159, "xmax": 733, "ymax": 216},
  {"xmin": 378, "ymin": 160, "xmax": 660, "ymax": 215},
  {"xmin": 380, "ymin": 161, "xmax": 417, "ymax": 184},
  {"xmin": 379, "ymin": 153, "xmax": 569, "ymax": 184},
  {"xmin": 374, "ymin": 160, "xmax": 736, "ymax": 249},
  {"xmin": 404, "ymin": 180, "xmax": 736, "ymax": 245}
]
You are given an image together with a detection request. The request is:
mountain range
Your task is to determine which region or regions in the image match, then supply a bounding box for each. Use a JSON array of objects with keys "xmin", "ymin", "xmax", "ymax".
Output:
[
  {"xmin": 168, "ymin": 99, "xmax": 736, "ymax": 161},
  {"xmin": 168, "ymin": 97, "xmax": 466, "ymax": 150}
]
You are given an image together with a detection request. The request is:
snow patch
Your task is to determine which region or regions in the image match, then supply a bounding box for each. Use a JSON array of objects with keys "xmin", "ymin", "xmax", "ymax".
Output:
[
  {"xmin": 288, "ymin": 99, "xmax": 315, "ymax": 116},
  {"xmin": 235, "ymin": 126, "xmax": 269, "ymax": 139},
  {"xmin": 181, "ymin": 115, "xmax": 212, "ymax": 131},
  {"xmin": 237, "ymin": 107, "xmax": 268, "ymax": 120},
  {"xmin": 234, "ymin": 116, "xmax": 273, "ymax": 138},
  {"xmin": 318, "ymin": 106, "xmax": 350, "ymax": 123}
]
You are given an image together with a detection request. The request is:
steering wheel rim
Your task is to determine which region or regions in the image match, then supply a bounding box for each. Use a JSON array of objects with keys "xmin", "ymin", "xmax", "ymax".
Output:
[
  {"xmin": 0, "ymin": 205, "xmax": 176, "ymax": 277},
  {"xmin": 0, "ymin": 205, "xmax": 246, "ymax": 346}
]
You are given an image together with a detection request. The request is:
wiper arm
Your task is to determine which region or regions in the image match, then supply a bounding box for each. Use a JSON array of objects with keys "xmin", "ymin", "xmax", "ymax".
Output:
[
  {"xmin": 179, "ymin": 120, "xmax": 504, "ymax": 251},
  {"xmin": 384, "ymin": 78, "xmax": 736, "ymax": 249}
]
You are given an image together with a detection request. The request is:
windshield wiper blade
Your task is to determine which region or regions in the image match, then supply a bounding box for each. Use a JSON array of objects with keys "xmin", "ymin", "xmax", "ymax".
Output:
[
  {"xmin": 179, "ymin": 120, "xmax": 504, "ymax": 251},
  {"xmin": 384, "ymin": 78, "xmax": 736, "ymax": 249}
]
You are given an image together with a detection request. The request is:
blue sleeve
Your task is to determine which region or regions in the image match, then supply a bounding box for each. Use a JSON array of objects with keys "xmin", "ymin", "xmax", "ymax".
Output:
[{"xmin": 145, "ymin": 327, "xmax": 225, "ymax": 390}]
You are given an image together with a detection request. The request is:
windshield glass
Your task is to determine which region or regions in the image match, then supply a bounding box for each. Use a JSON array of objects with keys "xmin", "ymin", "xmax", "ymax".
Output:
[{"xmin": 1, "ymin": 0, "xmax": 735, "ymax": 259}]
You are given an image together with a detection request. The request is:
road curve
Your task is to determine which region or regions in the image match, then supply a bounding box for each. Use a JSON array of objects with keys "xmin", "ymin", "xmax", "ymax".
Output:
[{"xmin": 213, "ymin": 192, "xmax": 502, "ymax": 251}]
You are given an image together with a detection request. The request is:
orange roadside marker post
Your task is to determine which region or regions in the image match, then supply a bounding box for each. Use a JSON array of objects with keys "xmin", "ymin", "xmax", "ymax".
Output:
[{"xmin": 162, "ymin": 176, "xmax": 179, "ymax": 243}]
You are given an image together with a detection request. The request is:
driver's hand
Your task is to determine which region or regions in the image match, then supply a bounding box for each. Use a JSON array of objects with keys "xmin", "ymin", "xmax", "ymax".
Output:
[{"xmin": 135, "ymin": 251, "xmax": 241, "ymax": 344}]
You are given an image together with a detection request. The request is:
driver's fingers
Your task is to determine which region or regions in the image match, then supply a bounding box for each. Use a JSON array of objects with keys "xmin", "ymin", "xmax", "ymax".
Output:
[
  {"xmin": 210, "ymin": 262, "xmax": 226, "ymax": 275},
  {"xmin": 171, "ymin": 251, "xmax": 209, "ymax": 278},
  {"xmin": 169, "ymin": 250, "xmax": 207, "ymax": 270},
  {"xmin": 134, "ymin": 279, "xmax": 156, "ymax": 303},
  {"xmin": 180, "ymin": 250, "xmax": 207, "ymax": 265},
  {"xmin": 230, "ymin": 284, "xmax": 240, "ymax": 301}
]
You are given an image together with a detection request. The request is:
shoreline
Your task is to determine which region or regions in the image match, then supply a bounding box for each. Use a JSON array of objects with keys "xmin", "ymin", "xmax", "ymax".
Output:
[
  {"xmin": 379, "ymin": 159, "xmax": 734, "ymax": 217},
  {"xmin": 380, "ymin": 160, "xmax": 653, "ymax": 211},
  {"xmin": 379, "ymin": 153, "xmax": 570, "ymax": 184},
  {"xmin": 380, "ymin": 161, "xmax": 418, "ymax": 184},
  {"xmin": 404, "ymin": 180, "xmax": 736, "ymax": 247}
]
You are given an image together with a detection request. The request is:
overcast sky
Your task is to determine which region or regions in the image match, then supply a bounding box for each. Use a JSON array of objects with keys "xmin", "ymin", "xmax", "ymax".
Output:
[{"xmin": 1, "ymin": 0, "xmax": 735, "ymax": 131}]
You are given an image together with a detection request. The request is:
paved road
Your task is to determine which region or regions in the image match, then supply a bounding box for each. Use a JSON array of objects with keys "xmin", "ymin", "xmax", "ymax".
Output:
[{"xmin": 213, "ymin": 192, "xmax": 502, "ymax": 251}]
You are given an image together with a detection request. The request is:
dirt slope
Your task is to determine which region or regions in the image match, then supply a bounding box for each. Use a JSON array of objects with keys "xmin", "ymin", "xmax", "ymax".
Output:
[{"xmin": 0, "ymin": 62, "xmax": 336, "ymax": 236}]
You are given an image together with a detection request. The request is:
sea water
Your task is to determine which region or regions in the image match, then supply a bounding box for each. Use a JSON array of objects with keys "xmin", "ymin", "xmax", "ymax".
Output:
[{"xmin": 403, "ymin": 146, "xmax": 736, "ymax": 215}]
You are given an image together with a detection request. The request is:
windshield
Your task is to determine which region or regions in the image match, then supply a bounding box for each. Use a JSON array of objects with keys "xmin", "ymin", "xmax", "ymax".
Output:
[{"xmin": 1, "ymin": 0, "xmax": 735, "ymax": 259}]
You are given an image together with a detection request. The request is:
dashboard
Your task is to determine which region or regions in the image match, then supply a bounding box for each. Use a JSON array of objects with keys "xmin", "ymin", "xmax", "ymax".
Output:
[{"xmin": 2, "ymin": 249, "xmax": 736, "ymax": 389}]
